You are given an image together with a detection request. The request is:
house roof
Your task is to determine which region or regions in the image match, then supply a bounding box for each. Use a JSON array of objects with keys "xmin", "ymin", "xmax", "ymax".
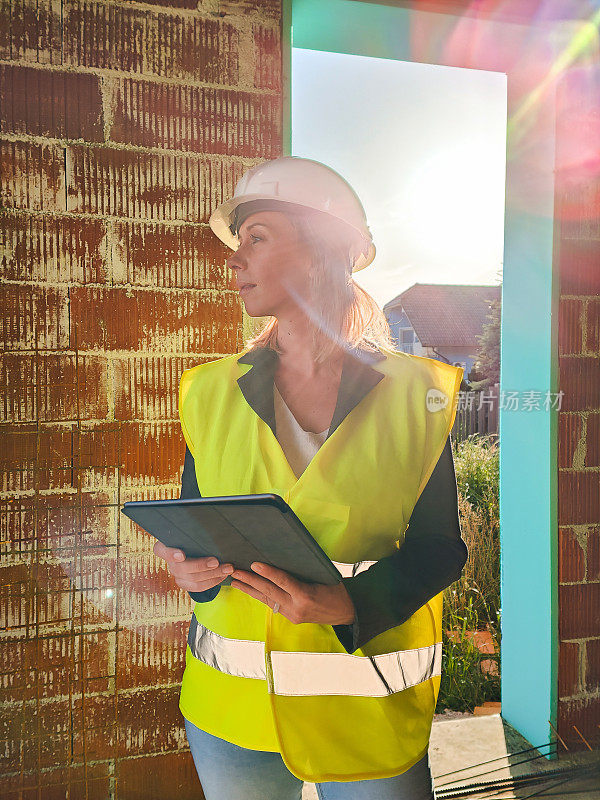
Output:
[{"xmin": 383, "ymin": 283, "xmax": 501, "ymax": 348}]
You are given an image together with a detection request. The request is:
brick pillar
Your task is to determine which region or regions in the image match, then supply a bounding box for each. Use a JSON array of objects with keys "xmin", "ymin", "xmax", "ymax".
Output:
[
  {"xmin": 556, "ymin": 67, "xmax": 600, "ymax": 752},
  {"xmin": 0, "ymin": 1, "xmax": 283, "ymax": 796}
]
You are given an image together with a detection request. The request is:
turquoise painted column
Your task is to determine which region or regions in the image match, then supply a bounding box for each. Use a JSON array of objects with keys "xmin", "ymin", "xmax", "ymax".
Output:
[{"xmin": 500, "ymin": 202, "xmax": 559, "ymax": 755}]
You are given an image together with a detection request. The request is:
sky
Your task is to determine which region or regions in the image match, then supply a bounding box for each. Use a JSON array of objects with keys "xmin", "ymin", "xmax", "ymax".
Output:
[{"xmin": 291, "ymin": 48, "xmax": 508, "ymax": 309}]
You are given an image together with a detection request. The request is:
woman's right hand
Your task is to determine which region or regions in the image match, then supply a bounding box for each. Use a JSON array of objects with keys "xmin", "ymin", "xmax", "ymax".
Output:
[{"xmin": 153, "ymin": 541, "xmax": 234, "ymax": 592}]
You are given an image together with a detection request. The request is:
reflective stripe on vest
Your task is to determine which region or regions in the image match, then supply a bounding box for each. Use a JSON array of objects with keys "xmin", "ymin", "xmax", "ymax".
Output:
[{"xmin": 188, "ymin": 614, "xmax": 442, "ymax": 698}]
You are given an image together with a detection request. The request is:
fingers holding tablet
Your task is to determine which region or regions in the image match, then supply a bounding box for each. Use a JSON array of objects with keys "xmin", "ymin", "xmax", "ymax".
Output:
[{"xmin": 153, "ymin": 541, "xmax": 233, "ymax": 592}]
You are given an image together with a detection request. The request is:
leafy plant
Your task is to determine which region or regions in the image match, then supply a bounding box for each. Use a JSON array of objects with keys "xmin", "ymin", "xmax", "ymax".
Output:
[
  {"xmin": 454, "ymin": 432, "xmax": 499, "ymax": 523},
  {"xmin": 436, "ymin": 582, "xmax": 501, "ymax": 712},
  {"xmin": 452, "ymin": 434, "xmax": 500, "ymax": 621},
  {"xmin": 436, "ymin": 434, "xmax": 501, "ymax": 712}
]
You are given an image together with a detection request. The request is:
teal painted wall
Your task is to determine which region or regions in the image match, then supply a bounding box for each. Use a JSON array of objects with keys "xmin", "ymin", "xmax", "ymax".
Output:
[
  {"xmin": 290, "ymin": 0, "xmax": 559, "ymax": 757},
  {"xmin": 292, "ymin": 0, "xmax": 412, "ymax": 59}
]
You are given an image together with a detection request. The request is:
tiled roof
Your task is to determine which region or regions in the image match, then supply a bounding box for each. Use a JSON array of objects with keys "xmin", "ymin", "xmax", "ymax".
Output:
[{"xmin": 383, "ymin": 283, "xmax": 501, "ymax": 348}]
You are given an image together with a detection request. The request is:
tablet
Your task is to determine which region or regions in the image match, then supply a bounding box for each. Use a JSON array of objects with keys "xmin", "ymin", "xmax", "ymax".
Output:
[{"xmin": 121, "ymin": 493, "xmax": 343, "ymax": 586}]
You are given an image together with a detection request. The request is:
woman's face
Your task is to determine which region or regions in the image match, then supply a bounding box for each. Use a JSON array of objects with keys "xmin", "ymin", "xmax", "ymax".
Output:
[{"xmin": 226, "ymin": 210, "xmax": 313, "ymax": 318}]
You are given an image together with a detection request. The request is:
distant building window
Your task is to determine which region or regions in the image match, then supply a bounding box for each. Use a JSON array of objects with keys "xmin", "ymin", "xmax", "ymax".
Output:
[{"xmin": 399, "ymin": 327, "xmax": 417, "ymax": 354}]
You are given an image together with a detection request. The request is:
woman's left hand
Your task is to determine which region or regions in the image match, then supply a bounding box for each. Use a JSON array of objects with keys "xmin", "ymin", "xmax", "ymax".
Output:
[{"xmin": 230, "ymin": 563, "xmax": 356, "ymax": 625}]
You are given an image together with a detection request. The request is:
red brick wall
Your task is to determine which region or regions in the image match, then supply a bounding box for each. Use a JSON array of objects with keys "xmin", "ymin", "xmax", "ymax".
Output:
[
  {"xmin": 0, "ymin": 1, "xmax": 283, "ymax": 796},
  {"xmin": 556, "ymin": 67, "xmax": 600, "ymax": 751}
]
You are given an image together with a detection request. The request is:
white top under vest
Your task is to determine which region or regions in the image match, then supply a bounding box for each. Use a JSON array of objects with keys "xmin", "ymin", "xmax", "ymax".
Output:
[{"xmin": 273, "ymin": 383, "xmax": 329, "ymax": 479}]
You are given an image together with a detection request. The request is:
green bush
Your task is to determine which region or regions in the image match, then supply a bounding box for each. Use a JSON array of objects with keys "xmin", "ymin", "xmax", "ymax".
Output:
[
  {"xmin": 454, "ymin": 432, "xmax": 499, "ymax": 525},
  {"xmin": 452, "ymin": 433, "xmax": 500, "ymax": 619},
  {"xmin": 435, "ymin": 433, "xmax": 501, "ymax": 713},
  {"xmin": 436, "ymin": 579, "xmax": 501, "ymax": 713}
]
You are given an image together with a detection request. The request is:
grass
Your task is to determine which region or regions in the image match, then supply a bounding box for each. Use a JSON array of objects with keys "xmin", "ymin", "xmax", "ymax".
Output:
[{"xmin": 435, "ymin": 433, "xmax": 501, "ymax": 713}]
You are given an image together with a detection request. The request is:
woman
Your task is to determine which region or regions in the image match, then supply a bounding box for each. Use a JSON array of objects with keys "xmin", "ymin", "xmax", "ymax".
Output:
[{"xmin": 154, "ymin": 156, "xmax": 468, "ymax": 800}]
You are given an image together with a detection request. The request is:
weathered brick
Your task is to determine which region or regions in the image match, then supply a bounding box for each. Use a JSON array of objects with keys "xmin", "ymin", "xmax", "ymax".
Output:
[
  {"xmin": 116, "ymin": 620, "xmax": 188, "ymax": 690},
  {"xmin": 0, "ymin": 0, "xmax": 9, "ymax": 59},
  {"xmin": 221, "ymin": 0, "xmax": 281, "ymax": 18},
  {"xmin": 119, "ymin": 482, "xmax": 181, "ymax": 555},
  {"xmin": 117, "ymin": 751, "xmax": 201, "ymax": 800},
  {"xmin": 74, "ymin": 725, "xmax": 117, "ymax": 763},
  {"xmin": 555, "ymin": 68, "xmax": 600, "ymax": 241},
  {"xmin": 70, "ymin": 286, "xmax": 242, "ymax": 353},
  {"xmin": 558, "ymin": 527, "xmax": 586, "ymax": 583},
  {"xmin": 558, "ymin": 298, "xmax": 583, "ymax": 355},
  {"xmin": 0, "ymin": 494, "xmax": 37, "ymax": 558},
  {"xmin": 588, "ymin": 527, "xmax": 600, "ymax": 580},
  {"xmin": 111, "ymin": 78, "xmax": 281, "ymax": 158},
  {"xmin": 584, "ymin": 637, "xmax": 600, "ymax": 694},
  {"xmin": 36, "ymin": 549, "xmax": 117, "ymax": 594},
  {"xmin": 0, "ymin": 761, "xmax": 111, "ymax": 800},
  {"xmin": 3, "ymin": 553, "xmax": 117, "ymax": 637},
  {"xmin": 0, "ymin": 285, "xmax": 70, "ymax": 351},
  {"xmin": 41, "ymin": 353, "xmax": 109, "ymax": 422},
  {"xmin": 116, "ymin": 553, "xmax": 193, "ymax": 622},
  {"xmin": 137, "ymin": 0, "xmax": 197, "ymax": 7},
  {"xmin": 558, "ymin": 640, "xmax": 580, "ymax": 697},
  {"xmin": 110, "ymin": 219, "xmax": 232, "ymax": 290},
  {"xmin": 37, "ymin": 771, "xmax": 111, "ymax": 800},
  {"xmin": 557, "ymin": 695, "xmax": 600, "ymax": 751},
  {"xmin": 558, "ymin": 236, "xmax": 600, "ymax": 294},
  {"xmin": 587, "ymin": 413, "xmax": 600, "ymax": 468},
  {"xmin": 558, "ymin": 471, "xmax": 600, "ymax": 526},
  {"xmin": 78, "ymin": 423, "xmax": 121, "ymax": 468},
  {"xmin": 0, "ymin": 212, "xmax": 108, "ymax": 284},
  {"xmin": 33, "ymin": 422, "xmax": 75, "ymax": 470},
  {"xmin": 0, "ymin": 491, "xmax": 118, "ymax": 559},
  {"xmin": 76, "ymin": 420, "xmax": 186, "ymax": 490},
  {"xmin": 0, "ymin": 64, "xmax": 104, "ymax": 140},
  {"xmin": 559, "ymin": 355, "xmax": 600, "ymax": 412},
  {"xmin": 120, "ymin": 422, "xmax": 185, "ymax": 486},
  {"xmin": 254, "ymin": 23, "xmax": 281, "ymax": 91},
  {"xmin": 64, "ymin": 1, "xmax": 239, "ymax": 84},
  {"xmin": 1, "ymin": 0, "xmax": 282, "ymax": 791},
  {"xmin": 588, "ymin": 298, "xmax": 600, "ymax": 355},
  {"xmin": 1, "ymin": 642, "xmax": 38, "ymax": 703},
  {"xmin": 0, "ymin": 353, "xmax": 36, "ymax": 423},
  {"xmin": 0, "ymin": 423, "xmax": 76, "ymax": 494},
  {"xmin": 3, "ymin": 632, "xmax": 114, "ymax": 708},
  {"xmin": 66, "ymin": 144, "xmax": 248, "ymax": 222},
  {"xmin": 0, "ymin": 352, "xmax": 109, "ymax": 423},
  {"xmin": 556, "ymin": 173, "xmax": 600, "ymax": 242},
  {"xmin": 559, "ymin": 582, "xmax": 600, "ymax": 639},
  {"xmin": 32, "ymin": 640, "xmax": 83, "ymax": 701},
  {"xmin": 1, "ymin": 0, "xmax": 63, "ymax": 64},
  {"xmin": 116, "ymin": 686, "xmax": 184, "ymax": 756},
  {"xmin": 558, "ymin": 412, "xmax": 583, "ymax": 469},
  {"xmin": 75, "ymin": 424, "xmax": 122, "ymax": 495},
  {"xmin": 35, "ymin": 581, "xmax": 116, "ymax": 634},
  {"xmin": 0, "ymin": 141, "xmax": 66, "ymax": 212},
  {"xmin": 113, "ymin": 355, "xmax": 200, "ymax": 421},
  {"xmin": 0, "ymin": 568, "xmax": 34, "ymax": 633}
]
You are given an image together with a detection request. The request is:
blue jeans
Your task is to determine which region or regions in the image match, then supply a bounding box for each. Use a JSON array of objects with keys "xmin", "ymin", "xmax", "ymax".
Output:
[{"xmin": 184, "ymin": 718, "xmax": 436, "ymax": 800}]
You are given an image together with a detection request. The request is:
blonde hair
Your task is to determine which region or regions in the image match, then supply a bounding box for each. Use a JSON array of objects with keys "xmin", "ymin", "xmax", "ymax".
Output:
[{"xmin": 244, "ymin": 210, "xmax": 396, "ymax": 366}]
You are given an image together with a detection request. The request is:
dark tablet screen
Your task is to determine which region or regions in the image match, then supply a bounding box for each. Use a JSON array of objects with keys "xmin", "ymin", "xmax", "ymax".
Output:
[{"xmin": 121, "ymin": 494, "xmax": 342, "ymax": 586}]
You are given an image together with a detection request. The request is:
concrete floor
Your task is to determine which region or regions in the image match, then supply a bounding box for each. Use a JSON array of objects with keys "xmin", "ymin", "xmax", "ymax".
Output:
[{"xmin": 302, "ymin": 713, "xmax": 600, "ymax": 799}]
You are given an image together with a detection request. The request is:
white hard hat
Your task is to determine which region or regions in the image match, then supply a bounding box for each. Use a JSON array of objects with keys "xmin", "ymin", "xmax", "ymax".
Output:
[{"xmin": 208, "ymin": 156, "xmax": 376, "ymax": 272}]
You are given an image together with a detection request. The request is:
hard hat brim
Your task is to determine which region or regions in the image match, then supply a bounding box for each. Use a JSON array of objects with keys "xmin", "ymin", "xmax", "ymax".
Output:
[{"xmin": 208, "ymin": 195, "xmax": 375, "ymax": 273}]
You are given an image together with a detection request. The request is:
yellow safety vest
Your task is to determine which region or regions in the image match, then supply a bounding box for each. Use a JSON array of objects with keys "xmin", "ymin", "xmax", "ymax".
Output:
[{"xmin": 178, "ymin": 344, "xmax": 463, "ymax": 782}]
